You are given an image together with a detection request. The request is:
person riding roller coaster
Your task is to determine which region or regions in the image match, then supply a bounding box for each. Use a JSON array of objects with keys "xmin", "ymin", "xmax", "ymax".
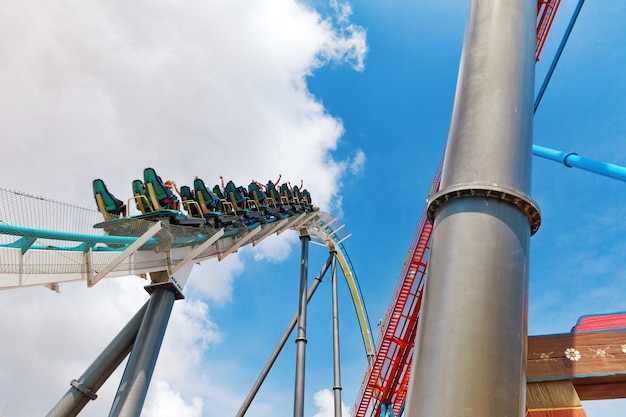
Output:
[{"xmin": 162, "ymin": 179, "xmax": 180, "ymax": 210}]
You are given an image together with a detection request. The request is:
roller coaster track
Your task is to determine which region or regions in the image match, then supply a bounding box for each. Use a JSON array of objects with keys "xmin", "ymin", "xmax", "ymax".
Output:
[
  {"xmin": 0, "ymin": 188, "xmax": 374, "ymax": 357},
  {"xmin": 536, "ymin": 0, "xmax": 561, "ymax": 62}
]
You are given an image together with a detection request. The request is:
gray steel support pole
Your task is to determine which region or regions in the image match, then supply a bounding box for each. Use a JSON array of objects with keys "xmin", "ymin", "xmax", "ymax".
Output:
[
  {"xmin": 109, "ymin": 287, "xmax": 176, "ymax": 417},
  {"xmin": 293, "ymin": 230, "xmax": 310, "ymax": 417},
  {"xmin": 330, "ymin": 252, "xmax": 342, "ymax": 417},
  {"xmin": 46, "ymin": 302, "xmax": 149, "ymax": 417},
  {"xmin": 405, "ymin": 1, "xmax": 539, "ymax": 416},
  {"xmin": 236, "ymin": 253, "xmax": 333, "ymax": 417}
]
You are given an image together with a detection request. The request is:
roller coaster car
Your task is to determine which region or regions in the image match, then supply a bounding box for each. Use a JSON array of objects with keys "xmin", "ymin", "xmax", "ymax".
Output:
[
  {"xmin": 193, "ymin": 177, "xmax": 245, "ymax": 229},
  {"xmin": 140, "ymin": 168, "xmax": 207, "ymax": 228},
  {"xmin": 279, "ymin": 183, "xmax": 305, "ymax": 214},
  {"xmin": 223, "ymin": 180, "xmax": 267, "ymax": 225},
  {"xmin": 266, "ymin": 181, "xmax": 296, "ymax": 216},
  {"xmin": 93, "ymin": 178, "xmax": 204, "ymax": 235},
  {"xmin": 292, "ymin": 186, "xmax": 318, "ymax": 212},
  {"xmin": 247, "ymin": 182, "xmax": 284, "ymax": 221}
]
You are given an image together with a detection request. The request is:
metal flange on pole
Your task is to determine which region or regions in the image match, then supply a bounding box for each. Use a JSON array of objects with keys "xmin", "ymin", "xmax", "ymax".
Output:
[{"xmin": 404, "ymin": 1, "xmax": 540, "ymax": 416}]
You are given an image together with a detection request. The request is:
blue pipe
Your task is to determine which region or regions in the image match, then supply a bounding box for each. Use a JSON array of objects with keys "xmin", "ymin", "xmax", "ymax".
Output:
[
  {"xmin": 0, "ymin": 223, "xmax": 149, "ymax": 245},
  {"xmin": 534, "ymin": 0, "xmax": 586, "ymax": 113},
  {"xmin": 533, "ymin": 144, "xmax": 626, "ymax": 182}
]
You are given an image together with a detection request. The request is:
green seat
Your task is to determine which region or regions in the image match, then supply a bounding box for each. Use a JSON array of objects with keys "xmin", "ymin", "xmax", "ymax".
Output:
[
  {"xmin": 224, "ymin": 180, "xmax": 247, "ymax": 211},
  {"xmin": 279, "ymin": 183, "xmax": 294, "ymax": 201},
  {"xmin": 143, "ymin": 167, "xmax": 178, "ymax": 210},
  {"xmin": 293, "ymin": 186, "xmax": 316, "ymax": 212},
  {"xmin": 301, "ymin": 189, "xmax": 313, "ymax": 206},
  {"xmin": 132, "ymin": 179, "xmax": 154, "ymax": 214},
  {"xmin": 93, "ymin": 179, "xmax": 126, "ymax": 220},
  {"xmin": 266, "ymin": 180, "xmax": 284, "ymax": 205},
  {"xmin": 249, "ymin": 182, "xmax": 283, "ymax": 220},
  {"xmin": 180, "ymin": 185, "xmax": 202, "ymax": 217},
  {"xmin": 281, "ymin": 183, "xmax": 306, "ymax": 213},
  {"xmin": 212, "ymin": 185, "xmax": 225, "ymax": 200},
  {"xmin": 248, "ymin": 182, "xmax": 268, "ymax": 207},
  {"xmin": 194, "ymin": 178, "xmax": 222, "ymax": 214}
]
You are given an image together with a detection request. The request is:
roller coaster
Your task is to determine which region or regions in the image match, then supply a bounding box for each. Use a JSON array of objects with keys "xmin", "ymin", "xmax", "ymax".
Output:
[
  {"xmin": 2, "ymin": 1, "xmax": 625, "ymax": 416},
  {"xmin": 0, "ymin": 165, "xmax": 374, "ymax": 416}
]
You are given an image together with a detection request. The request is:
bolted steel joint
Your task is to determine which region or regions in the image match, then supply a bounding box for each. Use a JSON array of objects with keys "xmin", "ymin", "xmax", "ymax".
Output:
[
  {"xmin": 427, "ymin": 182, "xmax": 541, "ymax": 235},
  {"xmin": 70, "ymin": 379, "xmax": 98, "ymax": 401}
]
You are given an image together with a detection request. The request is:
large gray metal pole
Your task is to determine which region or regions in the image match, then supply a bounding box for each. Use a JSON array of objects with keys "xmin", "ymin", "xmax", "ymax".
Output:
[
  {"xmin": 330, "ymin": 252, "xmax": 343, "ymax": 417},
  {"xmin": 46, "ymin": 302, "xmax": 149, "ymax": 417},
  {"xmin": 109, "ymin": 287, "xmax": 176, "ymax": 417},
  {"xmin": 236, "ymin": 253, "xmax": 333, "ymax": 417},
  {"xmin": 405, "ymin": 1, "xmax": 540, "ymax": 416},
  {"xmin": 293, "ymin": 230, "xmax": 310, "ymax": 417}
]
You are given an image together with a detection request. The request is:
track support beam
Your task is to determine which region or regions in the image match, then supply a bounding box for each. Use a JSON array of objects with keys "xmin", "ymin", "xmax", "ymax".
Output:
[
  {"xmin": 108, "ymin": 286, "xmax": 177, "ymax": 417},
  {"xmin": 46, "ymin": 302, "xmax": 149, "ymax": 417},
  {"xmin": 236, "ymin": 252, "xmax": 334, "ymax": 417},
  {"xmin": 330, "ymin": 251, "xmax": 343, "ymax": 417},
  {"xmin": 406, "ymin": 0, "xmax": 539, "ymax": 416},
  {"xmin": 293, "ymin": 229, "xmax": 310, "ymax": 417}
]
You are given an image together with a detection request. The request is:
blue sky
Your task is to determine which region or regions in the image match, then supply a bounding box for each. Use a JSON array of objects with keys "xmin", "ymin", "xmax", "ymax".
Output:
[{"xmin": 0, "ymin": 1, "xmax": 625, "ymax": 416}]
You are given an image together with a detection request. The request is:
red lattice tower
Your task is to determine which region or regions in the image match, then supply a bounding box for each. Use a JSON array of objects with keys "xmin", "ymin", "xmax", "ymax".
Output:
[
  {"xmin": 352, "ymin": 159, "xmax": 442, "ymax": 417},
  {"xmin": 353, "ymin": 3, "xmax": 565, "ymax": 415},
  {"xmin": 536, "ymin": 0, "xmax": 562, "ymax": 61}
]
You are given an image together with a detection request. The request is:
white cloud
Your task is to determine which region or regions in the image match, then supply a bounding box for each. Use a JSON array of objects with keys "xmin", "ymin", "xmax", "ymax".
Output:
[
  {"xmin": 349, "ymin": 149, "xmax": 366, "ymax": 174},
  {"xmin": 143, "ymin": 380, "xmax": 204, "ymax": 417},
  {"xmin": 187, "ymin": 255, "xmax": 245, "ymax": 306},
  {"xmin": 251, "ymin": 231, "xmax": 298, "ymax": 262},
  {"xmin": 326, "ymin": 0, "xmax": 367, "ymax": 71},
  {"xmin": 0, "ymin": 1, "xmax": 367, "ymax": 416},
  {"xmin": 0, "ymin": 0, "xmax": 367, "ymax": 211},
  {"xmin": 312, "ymin": 388, "xmax": 350, "ymax": 417}
]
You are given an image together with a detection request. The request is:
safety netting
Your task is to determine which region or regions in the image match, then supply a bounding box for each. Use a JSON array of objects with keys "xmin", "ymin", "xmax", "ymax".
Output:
[
  {"xmin": 0, "ymin": 188, "xmax": 104, "ymax": 235},
  {"xmin": 0, "ymin": 188, "xmax": 212, "ymax": 278}
]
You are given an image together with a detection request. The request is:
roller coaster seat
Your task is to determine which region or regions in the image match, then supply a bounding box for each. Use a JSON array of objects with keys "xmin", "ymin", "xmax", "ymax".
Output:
[
  {"xmin": 293, "ymin": 186, "xmax": 315, "ymax": 210},
  {"xmin": 143, "ymin": 168, "xmax": 179, "ymax": 210},
  {"xmin": 248, "ymin": 182, "xmax": 284, "ymax": 220},
  {"xmin": 301, "ymin": 189, "xmax": 312, "ymax": 205},
  {"xmin": 266, "ymin": 181, "xmax": 285, "ymax": 205},
  {"xmin": 279, "ymin": 183, "xmax": 291, "ymax": 200},
  {"xmin": 180, "ymin": 185, "xmax": 203, "ymax": 217},
  {"xmin": 300, "ymin": 189, "xmax": 317, "ymax": 211},
  {"xmin": 132, "ymin": 179, "xmax": 154, "ymax": 214},
  {"xmin": 224, "ymin": 180, "xmax": 247, "ymax": 210},
  {"xmin": 93, "ymin": 179, "xmax": 126, "ymax": 220},
  {"xmin": 248, "ymin": 182, "xmax": 268, "ymax": 206},
  {"xmin": 212, "ymin": 185, "xmax": 225, "ymax": 200},
  {"xmin": 193, "ymin": 178, "xmax": 222, "ymax": 214},
  {"xmin": 280, "ymin": 183, "xmax": 304, "ymax": 213},
  {"xmin": 292, "ymin": 186, "xmax": 304, "ymax": 203}
]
